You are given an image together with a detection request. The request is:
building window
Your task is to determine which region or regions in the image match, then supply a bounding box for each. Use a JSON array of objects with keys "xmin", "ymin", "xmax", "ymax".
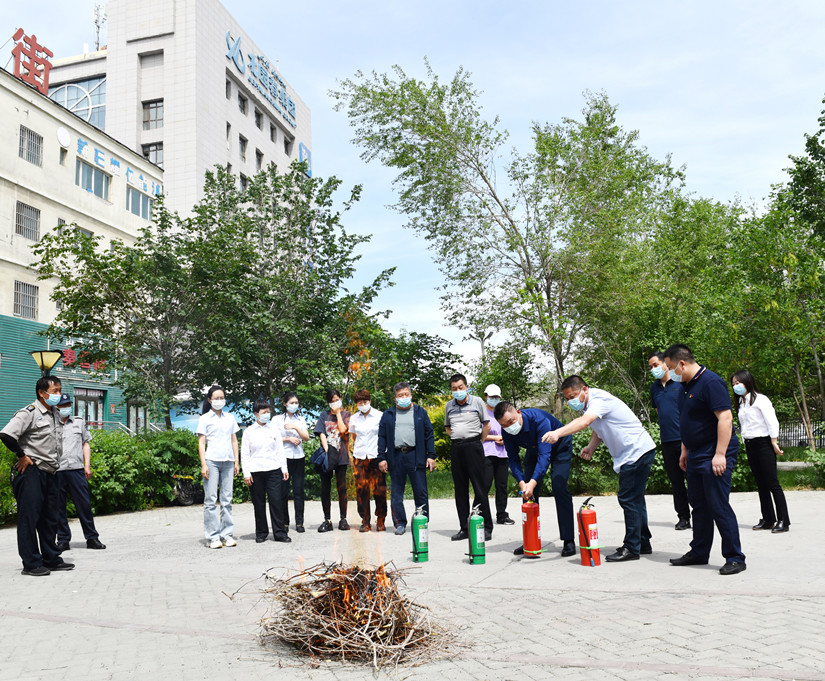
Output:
[
  {"xmin": 75, "ymin": 159, "xmax": 110, "ymax": 200},
  {"xmin": 142, "ymin": 142, "xmax": 163, "ymax": 168},
  {"xmin": 15, "ymin": 201, "xmax": 40, "ymax": 240},
  {"xmin": 49, "ymin": 76, "xmax": 106, "ymax": 130},
  {"xmin": 238, "ymin": 93, "xmax": 247, "ymax": 114},
  {"xmin": 284, "ymin": 136, "xmax": 294, "ymax": 156},
  {"xmin": 13, "ymin": 281, "xmax": 38, "ymax": 320},
  {"xmin": 226, "ymin": 122, "xmax": 231, "ymax": 140},
  {"xmin": 19, "ymin": 126, "xmax": 43, "ymax": 166},
  {"xmin": 256, "ymin": 149, "xmax": 264, "ymax": 171},
  {"xmin": 142, "ymin": 99, "xmax": 163, "ymax": 130},
  {"xmin": 270, "ymin": 124, "xmax": 277, "ymax": 143},
  {"xmin": 226, "ymin": 162, "xmax": 232, "ymax": 175},
  {"xmin": 127, "ymin": 186, "xmax": 153, "ymax": 219},
  {"xmin": 239, "ymin": 135, "xmax": 247, "ymax": 162},
  {"xmin": 59, "ymin": 148, "xmax": 67, "ymax": 165},
  {"xmin": 254, "ymin": 109, "xmax": 263, "ymax": 129},
  {"xmin": 239, "ymin": 174, "xmax": 248, "ymax": 192},
  {"xmin": 225, "ymin": 79, "xmax": 232, "ymax": 99}
]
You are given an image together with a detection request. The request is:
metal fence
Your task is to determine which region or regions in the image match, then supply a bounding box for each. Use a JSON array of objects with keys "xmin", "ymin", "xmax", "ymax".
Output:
[{"xmin": 777, "ymin": 421, "xmax": 825, "ymax": 449}]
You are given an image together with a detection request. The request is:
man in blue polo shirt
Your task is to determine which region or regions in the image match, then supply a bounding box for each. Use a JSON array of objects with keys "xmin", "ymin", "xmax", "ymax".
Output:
[
  {"xmin": 663, "ymin": 344, "xmax": 746, "ymax": 575},
  {"xmin": 493, "ymin": 401, "xmax": 575, "ymax": 556},
  {"xmin": 649, "ymin": 351, "xmax": 691, "ymax": 531}
]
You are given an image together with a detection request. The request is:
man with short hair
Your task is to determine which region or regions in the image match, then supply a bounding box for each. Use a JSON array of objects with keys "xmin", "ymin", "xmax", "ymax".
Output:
[
  {"xmin": 0, "ymin": 376, "xmax": 75, "ymax": 576},
  {"xmin": 663, "ymin": 344, "xmax": 746, "ymax": 575},
  {"xmin": 445, "ymin": 373, "xmax": 493, "ymax": 542},
  {"xmin": 543, "ymin": 376, "xmax": 657, "ymax": 562},
  {"xmin": 377, "ymin": 382, "xmax": 436, "ymax": 535},
  {"xmin": 649, "ymin": 351, "xmax": 690, "ymax": 530},
  {"xmin": 494, "ymin": 401, "xmax": 576, "ymax": 556},
  {"xmin": 350, "ymin": 388, "xmax": 386, "ymax": 532},
  {"xmin": 55, "ymin": 393, "xmax": 105, "ymax": 552}
]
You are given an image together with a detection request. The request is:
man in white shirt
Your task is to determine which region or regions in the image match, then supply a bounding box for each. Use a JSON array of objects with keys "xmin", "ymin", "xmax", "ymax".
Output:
[
  {"xmin": 544, "ymin": 376, "xmax": 657, "ymax": 562},
  {"xmin": 349, "ymin": 389, "xmax": 386, "ymax": 532}
]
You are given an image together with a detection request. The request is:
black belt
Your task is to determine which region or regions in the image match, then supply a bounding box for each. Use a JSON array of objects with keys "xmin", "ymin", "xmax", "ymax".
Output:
[
  {"xmin": 395, "ymin": 446, "xmax": 414, "ymax": 453},
  {"xmin": 451, "ymin": 436, "xmax": 481, "ymax": 444}
]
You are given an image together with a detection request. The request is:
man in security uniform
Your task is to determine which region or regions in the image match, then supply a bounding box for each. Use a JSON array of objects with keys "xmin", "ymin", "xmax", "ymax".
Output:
[{"xmin": 0, "ymin": 376, "xmax": 75, "ymax": 576}]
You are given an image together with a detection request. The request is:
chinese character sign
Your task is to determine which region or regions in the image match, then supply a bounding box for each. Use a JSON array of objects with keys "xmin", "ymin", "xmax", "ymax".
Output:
[{"xmin": 11, "ymin": 28, "xmax": 54, "ymax": 95}]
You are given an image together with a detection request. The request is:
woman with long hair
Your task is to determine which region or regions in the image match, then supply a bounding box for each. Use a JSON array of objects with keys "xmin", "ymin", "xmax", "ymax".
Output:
[
  {"xmin": 731, "ymin": 370, "xmax": 790, "ymax": 533},
  {"xmin": 272, "ymin": 391, "xmax": 310, "ymax": 532}
]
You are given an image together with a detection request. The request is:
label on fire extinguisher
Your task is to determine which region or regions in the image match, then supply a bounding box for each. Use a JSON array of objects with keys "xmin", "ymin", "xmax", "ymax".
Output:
[
  {"xmin": 522, "ymin": 512, "xmax": 527, "ymax": 523},
  {"xmin": 537, "ymin": 519, "xmax": 541, "ymax": 540},
  {"xmin": 477, "ymin": 527, "xmax": 485, "ymax": 545},
  {"xmin": 588, "ymin": 524, "xmax": 599, "ymax": 548},
  {"xmin": 419, "ymin": 528, "xmax": 428, "ymax": 544}
]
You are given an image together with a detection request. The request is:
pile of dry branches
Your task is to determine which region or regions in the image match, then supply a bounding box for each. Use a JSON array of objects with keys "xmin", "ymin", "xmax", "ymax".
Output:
[{"xmin": 260, "ymin": 561, "xmax": 449, "ymax": 669}]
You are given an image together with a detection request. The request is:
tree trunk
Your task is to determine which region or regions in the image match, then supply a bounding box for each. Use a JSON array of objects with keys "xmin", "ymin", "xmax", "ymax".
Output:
[
  {"xmin": 793, "ymin": 357, "xmax": 815, "ymax": 453},
  {"xmin": 811, "ymin": 339, "xmax": 825, "ymax": 421}
]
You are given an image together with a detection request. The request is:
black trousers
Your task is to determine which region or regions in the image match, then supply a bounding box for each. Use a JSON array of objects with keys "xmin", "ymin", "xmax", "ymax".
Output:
[
  {"xmin": 451, "ymin": 439, "xmax": 493, "ymax": 532},
  {"xmin": 661, "ymin": 440, "xmax": 691, "ymax": 521},
  {"xmin": 521, "ymin": 441, "xmax": 575, "ymax": 542},
  {"xmin": 482, "ymin": 456, "xmax": 511, "ymax": 521},
  {"xmin": 353, "ymin": 458, "xmax": 387, "ymax": 524},
  {"xmin": 12, "ymin": 464, "xmax": 63, "ymax": 570},
  {"xmin": 745, "ymin": 436, "xmax": 790, "ymax": 525},
  {"xmin": 281, "ymin": 458, "xmax": 305, "ymax": 527},
  {"xmin": 56, "ymin": 469, "xmax": 99, "ymax": 542},
  {"xmin": 250, "ymin": 468, "xmax": 288, "ymax": 539},
  {"xmin": 320, "ymin": 465, "xmax": 348, "ymax": 521}
]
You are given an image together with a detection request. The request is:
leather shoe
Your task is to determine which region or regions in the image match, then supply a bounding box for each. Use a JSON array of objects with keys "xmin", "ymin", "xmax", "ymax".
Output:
[
  {"xmin": 484, "ymin": 529, "xmax": 492, "ymax": 542},
  {"xmin": 451, "ymin": 530, "xmax": 468, "ymax": 541},
  {"xmin": 55, "ymin": 541, "xmax": 70, "ymax": 553},
  {"xmin": 719, "ymin": 561, "xmax": 747, "ymax": 575},
  {"xmin": 359, "ymin": 523, "xmax": 371, "ymax": 533},
  {"xmin": 274, "ymin": 535, "xmax": 292, "ymax": 543},
  {"xmin": 296, "ymin": 525, "xmax": 305, "ymax": 533},
  {"xmin": 561, "ymin": 540, "xmax": 576, "ymax": 557},
  {"xmin": 338, "ymin": 519, "xmax": 350, "ymax": 531},
  {"xmin": 45, "ymin": 562, "xmax": 75, "ymax": 571},
  {"xmin": 640, "ymin": 542, "xmax": 652, "ymax": 555},
  {"xmin": 670, "ymin": 552, "xmax": 708, "ymax": 566},
  {"xmin": 496, "ymin": 516, "xmax": 515, "ymax": 525},
  {"xmin": 87, "ymin": 538, "xmax": 106, "ymax": 550},
  {"xmin": 752, "ymin": 519, "xmax": 775, "ymax": 530},
  {"xmin": 376, "ymin": 520, "xmax": 386, "ymax": 532},
  {"xmin": 255, "ymin": 537, "xmax": 267, "ymax": 543},
  {"xmin": 513, "ymin": 545, "xmax": 524, "ymax": 555},
  {"xmin": 606, "ymin": 547, "xmax": 639, "ymax": 562},
  {"xmin": 675, "ymin": 518, "xmax": 691, "ymax": 531},
  {"xmin": 771, "ymin": 521, "xmax": 789, "ymax": 533}
]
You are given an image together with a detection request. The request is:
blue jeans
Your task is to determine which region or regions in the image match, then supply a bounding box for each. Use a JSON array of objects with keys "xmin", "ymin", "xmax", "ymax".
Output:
[
  {"xmin": 616, "ymin": 448, "xmax": 655, "ymax": 554},
  {"xmin": 203, "ymin": 460, "xmax": 235, "ymax": 541},
  {"xmin": 389, "ymin": 450, "xmax": 429, "ymax": 528}
]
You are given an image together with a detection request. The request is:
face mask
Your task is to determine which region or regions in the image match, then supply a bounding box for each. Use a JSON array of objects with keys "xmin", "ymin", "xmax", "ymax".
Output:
[
  {"xmin": 211, "ymin": 399, "xmax": 226, "ymax": 410},
  {"xmin": 45, "ymin": 393, "xmax": 61, "ymax": 407},
  {"xmin": 733, "ymin": 383, "xmax": 747, "ymax": 396},
  {"xmin": 503, "ymin": 420, "xmax": 522, "ymax": 435},
  {"xmin": 567, "ymin": 391, "xmax": 586, "ymax": 412},
  {"xmin": 396, "ymin": 397, "xmax": 412, "ymax": 409},
  {"xmin": 329, "ymin": 400, "xmax": 342, "ymax": 411},
  {"xmin": 358, "ymin": 403, "xmax": 371, "ymax": 414},
  {"xmin": 486, "ymin": 397, "xmax": 501, "ymax": 408},
  {"xmin": 59, "ymin": 407, "xmax": 72, "ymax": 418},
  {"xmin": 452, "ymin": 390, "xmax": 468, "ymax": 401},
  {"xmin": 668, "ymin": 368, "xmax": 682, "ymax": 383},
  {"xmin": 286, "ymin": 403, "xmax": 299, "ymax": 414},
  {"xmin": 650, "ymin": 366, "xmax": 665, "ymax": 379},
  {"xmin": 257, "ymin": 412, "xmax": 271, "ymax": 423}
]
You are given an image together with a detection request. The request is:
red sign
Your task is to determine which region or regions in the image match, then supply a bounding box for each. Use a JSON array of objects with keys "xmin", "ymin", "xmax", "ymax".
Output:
[
  {"xmin": 110, "ymin": 404, "xmax": 116, "ymax": 415},
  {"xmin": 11, "ymin": 28, "xmax": 54, "ymax": 95},
  {"xmin": 62, "ymin": 348, "xmax": 76, "ymax": 366}
]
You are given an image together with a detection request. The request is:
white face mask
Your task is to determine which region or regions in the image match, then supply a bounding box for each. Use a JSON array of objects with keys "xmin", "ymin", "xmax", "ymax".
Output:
[
  {"xmin": 503, "ymin": 419, "xmax": 522, "ymax": 435},
  {"xmin": 59, "ymin": 407, "xmax": 72, "ymax": 418},
  {"xmin": 257, "ymin": 412, "xmax": 271, "ymax": 423},
  {"xmin": 211, "ymin": 399, "xmax": 226, "ymax": 410},
  {"xmin": 329, "ymin": 400, "xmax": 342, "ymax": 411},
  {"xmin": 357, "ymin": 403, "xmax": 371, "ymax": 414}
]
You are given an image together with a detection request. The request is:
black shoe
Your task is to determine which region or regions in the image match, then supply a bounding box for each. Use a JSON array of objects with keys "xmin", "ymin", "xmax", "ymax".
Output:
[
  {"xmin": 675, "ymin": 518, "xmax": 691, "ymax": 531},
  {"xmin": 55, "ymin": 541, "xmax": 70, "ymax": 553},
  {"xmin": 484, "ymin": 529, "xmax": 492, "ymax": 542},
  {"xmin": 86, "ymin": 538, "xmax": 106, "ymax": 550},
  {"xmin": 255, "ymin": 536, "xmax": 267, "ymax": 543},
  {"xmin": 296, "ymin": 525, "xmax": 305, "ymax": 533},
  {"xmin": 771, "ymin": 521, "xmax": 789, "ymax": 533},
  {"xmin": 752, "ymin": 519, "xmax": 775, "ymax": 530},
  {"xmin": 561, "ymin": 540, "xmax": 576, "ymax": 557},
  {"xmin": 513, "ymin": 545, "xmax": 524, "ymax": 555},
  {"xmin": 719, "ymin": 561, "xmax": 747, "ymax": 575},
  {"xmin": 670, "ymin": 552, "xmax": 709, "ymax": 566},
  {"xmin": 338, "ymin": 519, "xmax": 350, "ymax": 531},
  {"xmin": 21, "ymin": 566, "xmax": 50, "ymax": 576},
  {"xmin": 317, "ymin": 520, "xmax": 333, "ymax": 533},
  {"xmin": 640, "ymin": 543, "xmax": 652, "ymax": 555},
  {"xmin": 497, "ymin": 516, "xmax": 515, "ymax": 525},
  {"xmin": 45, "ymin": 562, "xmax": 75, "ymax": 571},
  {"xmin": 451, "ymin": 530, "xmax": 468, "ymax": 541},
  {"xmin": 606, "ymin": 547, "xmax": 639, "ymax": 562},
  {"xmin": 274, "ymin": 535, "xmax": 292, "ymax": 543}
]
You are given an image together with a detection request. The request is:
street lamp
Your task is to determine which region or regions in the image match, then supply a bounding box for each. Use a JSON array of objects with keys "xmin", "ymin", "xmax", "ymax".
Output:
[{"xmin": 30, "ymin": 350, "xmax": 64, "ymax": 376}]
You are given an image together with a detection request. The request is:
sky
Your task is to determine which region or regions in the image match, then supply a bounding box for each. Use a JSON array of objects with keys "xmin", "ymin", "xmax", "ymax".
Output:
[{"xmin": 3, "ymin": 0, "xmax": 825, "ymax": 368}]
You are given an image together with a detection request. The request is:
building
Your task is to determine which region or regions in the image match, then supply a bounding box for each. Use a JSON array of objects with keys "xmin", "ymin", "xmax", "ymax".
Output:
[
  {"xmin": 47, "ymin": 0, "xmax": 313, "ymax": 215},
  {"xmin": 0, "ymin": 65, "xmax": 163, "ymax": 428}
]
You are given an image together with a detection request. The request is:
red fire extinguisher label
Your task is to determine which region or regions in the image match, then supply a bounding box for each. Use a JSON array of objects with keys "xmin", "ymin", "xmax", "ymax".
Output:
[{"xmin": 588, "ymin": 524, "xmax": 599, "ymax": 548}]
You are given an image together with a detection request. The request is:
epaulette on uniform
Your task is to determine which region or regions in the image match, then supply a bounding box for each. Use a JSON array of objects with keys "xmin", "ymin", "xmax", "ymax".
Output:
[{"xmin": 25, "ymin": 405, "xmax": 35, "ymax": 412}]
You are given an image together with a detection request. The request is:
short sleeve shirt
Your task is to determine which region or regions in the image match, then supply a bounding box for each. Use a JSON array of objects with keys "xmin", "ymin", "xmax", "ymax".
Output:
[
  {"xmin": 314, "ymin": 411, "xmax": 351, "ymax": 464},
  {"xmin": 59, "ymin": 416, "xmax": 92, "ymax": 471},
  {"xmin": 585, "ymin": 388, "xmax": 656, "ymax": 472},
  {"xmin": 272, "ymin": 412, "xmax": 308, "ymax": 460},
  {"xmin": 679, "ymin": 367, "xmax": 733, "ymax": 450},
  {"xmin": 445, "ymin": 395, "xmax": 489, "ymax": 440},
  {"xmin": 482, "ymin": 406, "xmax": 507, "ymax": 458},
  {"xmin": 1, "ymin": 401, "xmax": 63, "ymax": 473},
  {"xmin": 349, "ymin": 408, "xmax": 383, "ymax": 460},
  {"xmin": 196, "ymin": 410, "xmax": 240, "ymax": 462},
  {"xmin": 650, "ymin": 379, "xmax": 684, "ymax": 443}
]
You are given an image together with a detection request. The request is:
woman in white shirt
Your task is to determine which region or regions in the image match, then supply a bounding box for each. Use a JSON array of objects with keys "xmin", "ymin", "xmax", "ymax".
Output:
[
  {"xmin": 731, "ymin": 370, "xmax": 790, "ymax": 533},
  {"xmin": 272, "ymin": 391, "xmax": 310, "ymax": 533},
  {"xmin": 241, "ymin": 400, "xmax": 290, "ymax": 543}
]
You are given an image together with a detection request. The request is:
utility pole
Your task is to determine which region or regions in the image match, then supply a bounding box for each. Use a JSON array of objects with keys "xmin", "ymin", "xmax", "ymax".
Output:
[{"xmin": 93, "ymin": 4, "xmax": 107, "ymax": 51}]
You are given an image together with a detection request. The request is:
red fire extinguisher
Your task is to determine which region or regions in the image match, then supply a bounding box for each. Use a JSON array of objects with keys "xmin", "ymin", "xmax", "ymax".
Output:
[
  {"xmin": 521, "ymin": 499, "xmax": 541, "ymax": 558},
  {"xmin": 577, "ymin": 497, "xmax": 601, "ymax": 567}
]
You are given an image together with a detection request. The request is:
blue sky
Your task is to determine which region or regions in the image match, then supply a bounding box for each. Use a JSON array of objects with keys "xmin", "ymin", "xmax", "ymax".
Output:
[{"xmin": 4, "ymin": 1, "xmax": 825, "ymax": 367}]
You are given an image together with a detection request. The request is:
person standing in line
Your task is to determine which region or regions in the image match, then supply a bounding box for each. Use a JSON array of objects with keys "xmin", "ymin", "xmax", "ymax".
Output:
[
  {"xmin": 649, "ymin": 352, "xmax": 691, "ymax": 531},
  {"xmin": 663, "ymin": 344, "xmax": 746, "ymax": 575},
  {"xmin": 314, "ymin": 389, "xmax": 351, "ymax": 532},
  {"xmin": 731, "ymin": 370, "xmax": 790, "ymax": 533},
  {"xmin": 481, "ymin": 385, "xmax": 514, "ymax": 526},
  {"xmin": 273, "ymin": 391, "xmax": 310, "ymax": 533},
  {"xmin": 54, "ymin": 394, "xmax": 105, "ymax": 552},
  {"xmin": 242, "ymin": 400, "xmax": 290, "ymax": 543},
  {"xmin": 445, "ymin": 374, "xmax": 493, "ymax": 542},
  {"xmin": 196, "ymin": 385, "xmax": 240, "ymax": 549},
  {"xmin": 377, "ymin": 382, "xmax": 436, "ymax": 535},
  {"xmin": 349, "ymin": 389, "xmax": 386, "ymax": 532},
  {"xmin": 0, "ymin": 376, "xmax": 74, "ymax": 576}
]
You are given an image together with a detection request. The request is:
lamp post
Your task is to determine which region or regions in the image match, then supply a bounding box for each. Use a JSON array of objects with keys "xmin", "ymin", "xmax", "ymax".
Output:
[{"xmin": 30, "ymin": 350, "xmax": 64, "ymax": 377}]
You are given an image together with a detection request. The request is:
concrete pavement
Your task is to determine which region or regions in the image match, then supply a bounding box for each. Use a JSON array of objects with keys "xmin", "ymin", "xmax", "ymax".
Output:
[{"xmin": 1, "ymin": 490, "xmax": 824, "ymax": 680}]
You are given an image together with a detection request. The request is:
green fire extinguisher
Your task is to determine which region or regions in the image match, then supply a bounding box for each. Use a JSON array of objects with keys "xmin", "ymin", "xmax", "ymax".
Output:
[
  {"xmin": 411, "ymin": 505, "xmax": 428, "ymax": 562},
  {"xmin": 467, "ymin": 505, "xmax": 486, "ymax": 565}
]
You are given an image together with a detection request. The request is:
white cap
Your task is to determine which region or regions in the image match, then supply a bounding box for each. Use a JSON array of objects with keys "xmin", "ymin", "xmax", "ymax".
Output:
[{"xmin": 484, "ymin": 384, "xmax": 502, "ymax": 397}]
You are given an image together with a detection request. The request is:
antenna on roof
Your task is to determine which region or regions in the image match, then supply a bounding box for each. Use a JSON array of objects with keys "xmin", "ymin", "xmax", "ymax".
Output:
[{"xmin": 93, "ymin": 4, "xmax": 108, "ymax": 51}]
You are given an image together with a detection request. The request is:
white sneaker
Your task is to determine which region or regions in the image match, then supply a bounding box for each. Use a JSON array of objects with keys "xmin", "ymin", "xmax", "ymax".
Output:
[
  {"xmin": 222, "ymin": 536, "xmax": 237, "ymax": 547},
  {"xmin": 208, "ymin": 539, "xmax": 223, "ymax": 549}
]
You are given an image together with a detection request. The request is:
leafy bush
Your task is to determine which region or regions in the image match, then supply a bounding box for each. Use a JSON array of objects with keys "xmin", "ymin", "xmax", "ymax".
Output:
[
  {"xmin": 87, "ymin": 431, "xmax": 156, "ymax": 514},
  {"xmin": 0, "ymin": 442, "xmax": 17, "ymax": 524}
]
